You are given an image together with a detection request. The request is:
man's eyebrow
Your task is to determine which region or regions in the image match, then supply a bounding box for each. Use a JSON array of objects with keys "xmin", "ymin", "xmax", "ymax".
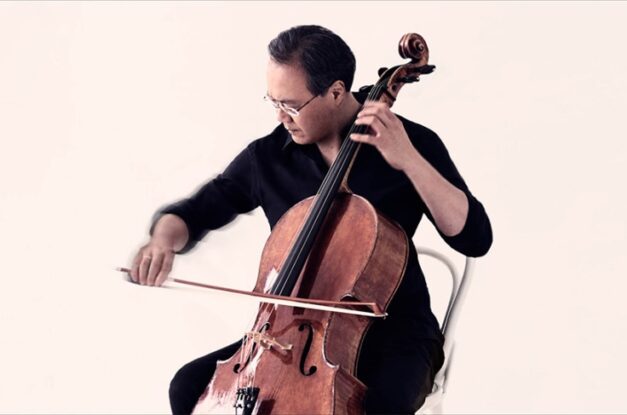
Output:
[{"xmin": 266, "ymin": 93, "xmax": 298, "ymax": 105}]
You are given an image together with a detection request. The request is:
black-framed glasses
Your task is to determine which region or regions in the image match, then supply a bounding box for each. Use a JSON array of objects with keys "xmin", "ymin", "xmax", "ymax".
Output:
[{"xmin": 263, "ymin": 94, "xmax": 319, "ymax": 117}]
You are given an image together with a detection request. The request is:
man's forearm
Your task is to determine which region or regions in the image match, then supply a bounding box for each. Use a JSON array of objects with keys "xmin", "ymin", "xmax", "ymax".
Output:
[{"xmin": 401, "ymin": 149, "xmax": 469, "ymax": 237}]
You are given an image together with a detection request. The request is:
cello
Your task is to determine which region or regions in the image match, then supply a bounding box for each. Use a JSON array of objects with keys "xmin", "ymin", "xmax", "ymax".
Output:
[{"xmin": 193, "ymin": 33, "xmax": 435, "ymax": 415}]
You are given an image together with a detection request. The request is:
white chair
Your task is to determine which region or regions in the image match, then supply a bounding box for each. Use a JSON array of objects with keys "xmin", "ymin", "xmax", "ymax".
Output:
[{"xmin": 415, "ymin": 247, "xmax": 476, "ymax": 414}]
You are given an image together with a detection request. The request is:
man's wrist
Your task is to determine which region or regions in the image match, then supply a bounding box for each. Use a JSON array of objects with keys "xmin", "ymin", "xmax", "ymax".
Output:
[
  {"xmin": 399, "ymin": 147, "xmax": 423, "ymax": 176},
  {"xmin": 150, "ymin": 214, "xmax": 189, "ymax": 252}
]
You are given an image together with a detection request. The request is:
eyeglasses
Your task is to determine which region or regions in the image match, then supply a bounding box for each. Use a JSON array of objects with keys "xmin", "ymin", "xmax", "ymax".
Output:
[{"xmin": 263, "ymin": 94, "xmax": 319, "ymax": 117}]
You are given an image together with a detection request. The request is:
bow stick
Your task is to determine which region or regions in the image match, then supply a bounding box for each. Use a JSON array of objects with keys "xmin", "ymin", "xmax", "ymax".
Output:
[{"xmin": 116, "ymin": 267, "xmax": 386, "ymax": 318}]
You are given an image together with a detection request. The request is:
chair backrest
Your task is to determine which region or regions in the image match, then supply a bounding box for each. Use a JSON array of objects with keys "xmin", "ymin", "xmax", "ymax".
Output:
[
  {"xmin": 416, "ymin": 247, "xmax": 475, "ymax": 342},
  {"xmin": 416, "ymin": 248, "xmax": 476, "ymax": 383}
]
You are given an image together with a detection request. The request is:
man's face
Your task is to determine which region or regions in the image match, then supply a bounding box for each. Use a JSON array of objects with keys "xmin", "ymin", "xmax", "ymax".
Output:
[{"xmin": 266, "ymin": 59, "xmax": 334, "ymax": 146}]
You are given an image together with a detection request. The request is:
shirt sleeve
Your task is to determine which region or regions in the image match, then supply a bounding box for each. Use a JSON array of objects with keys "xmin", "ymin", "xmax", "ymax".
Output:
[
  {"xmin": 150, "ymin": 144, "xmax": 260, "ymax": 253},
  {"xmin": 409, "ymin": 123, "xmax": 493, "ymax": 257}
]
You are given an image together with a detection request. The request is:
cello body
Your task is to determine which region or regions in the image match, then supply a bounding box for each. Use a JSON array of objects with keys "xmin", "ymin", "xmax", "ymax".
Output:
[{"xmin": 193, "ymin": 194, "xmax": 408, "ymax": 414}]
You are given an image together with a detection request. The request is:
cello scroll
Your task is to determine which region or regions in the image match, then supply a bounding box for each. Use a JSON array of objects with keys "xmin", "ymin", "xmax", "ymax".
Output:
[{"xmin": 377, "ymin": 33, "xmax": 435, "ymax": 107}]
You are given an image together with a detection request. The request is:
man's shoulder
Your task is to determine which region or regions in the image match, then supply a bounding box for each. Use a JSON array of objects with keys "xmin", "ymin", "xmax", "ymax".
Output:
[
  {"xmin": 396, "ymin": 115, "xmax": 454, "ymax": 165},
  {"xmin": 396, "ymin": 115, "xmax": 441, "ymax": 147}
]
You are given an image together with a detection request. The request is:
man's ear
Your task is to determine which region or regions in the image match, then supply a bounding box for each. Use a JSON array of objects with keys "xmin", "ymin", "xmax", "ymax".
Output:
[{"xmin": 329, "ymin": 80, "xmax": 346, "ymax": 102}]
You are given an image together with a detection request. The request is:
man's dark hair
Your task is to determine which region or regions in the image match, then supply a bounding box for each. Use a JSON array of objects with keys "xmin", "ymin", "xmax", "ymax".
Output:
[{"xmin": 268, "ymin": 25, "xmax": 356, "ymax": 96}]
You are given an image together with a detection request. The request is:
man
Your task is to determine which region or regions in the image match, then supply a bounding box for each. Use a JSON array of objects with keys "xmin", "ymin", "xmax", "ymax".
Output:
[{"xmin": 130, "ymin": 25, "xmax": 492, "ymax": 414}]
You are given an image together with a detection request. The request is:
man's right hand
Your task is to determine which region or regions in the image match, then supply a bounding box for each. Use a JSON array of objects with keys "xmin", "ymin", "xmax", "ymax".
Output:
[
  {"xmin": 129, "ymin": 214, "xmax": 190, "ymax": 287},
  {"xmin": 130, "ymin": 241, "xmax": 175, "ymax": 287}
]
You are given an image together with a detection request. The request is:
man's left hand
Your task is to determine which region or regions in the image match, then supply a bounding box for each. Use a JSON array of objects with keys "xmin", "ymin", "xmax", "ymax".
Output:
[{"xmin": 350, "ymin": 101, "xmax": 416, "ymax": 171}]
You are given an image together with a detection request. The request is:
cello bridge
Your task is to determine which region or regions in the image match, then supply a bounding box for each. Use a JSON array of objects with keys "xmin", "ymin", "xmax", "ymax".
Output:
[{"xmin": 245, "ymin": 331, "xmax": 292, "ymax": 351}]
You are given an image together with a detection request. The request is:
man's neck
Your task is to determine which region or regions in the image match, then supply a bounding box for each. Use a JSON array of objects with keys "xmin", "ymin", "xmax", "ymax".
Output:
[{"xmin": 316, "ymin": 94, "xmax": 362, "ymax": 166}]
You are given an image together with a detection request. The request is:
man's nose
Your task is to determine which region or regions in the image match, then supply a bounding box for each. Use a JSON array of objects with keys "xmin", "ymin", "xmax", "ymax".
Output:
[{"xmin": 276, "ymin": 108, "xmax": 293, "ymax": 123}]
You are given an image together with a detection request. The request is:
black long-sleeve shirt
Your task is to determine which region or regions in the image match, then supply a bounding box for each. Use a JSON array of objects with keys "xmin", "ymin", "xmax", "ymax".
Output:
[{"xmin": 154, "ymin": 91, "xmax": 492, "ymax": 344}]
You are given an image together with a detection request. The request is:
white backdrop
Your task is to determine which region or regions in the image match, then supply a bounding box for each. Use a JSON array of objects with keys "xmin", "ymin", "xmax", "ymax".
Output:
[{"xmin": 1, "ymin": 2, "xmax": 626, "ymax": 413}]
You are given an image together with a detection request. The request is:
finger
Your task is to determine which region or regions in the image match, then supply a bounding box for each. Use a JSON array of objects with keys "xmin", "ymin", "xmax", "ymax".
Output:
[
  {"xmin": 357, "ymin": 111, "xmax": 394, "ymax": 129},
  {"xmin": 350, "ymin": 133, "xmax": 374, "ymax": 144},
  {"xmin": 138, "ymin": 254, "xmax": 153, "ymax": 285},
  {"xmin": 354, "ymin": 115, "xmax": 386, "ymax": 137},
  {"xmin": 358, "ymin": 101, "xmax": 392, "ymax": 116},
  {"xmin": 361, "ymin": 100, "xmax": 388, "ymax": 110},
  {"xmin": 357, "ymin": 111, "xmax": 388, "ymax": 129},
  {"xmin": 130, "ymin": 252, "xmax": 142, "ymax": 283},
  {"xmin": 358, "ymin": 103, "xmax": 395, "ymax": 125},
  {"xmin": 155, "ymin": 253, "xmax": 174, "ymax": 287},
  {"xmin": 146, "ymin": 252, "xmax": 164, "ymax": 286}
]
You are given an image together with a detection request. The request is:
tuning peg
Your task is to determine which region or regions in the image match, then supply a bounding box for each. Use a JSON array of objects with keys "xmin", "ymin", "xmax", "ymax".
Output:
[{"xmin": 417, "ymin": 64, "xmax": 436, "ymax": 74}]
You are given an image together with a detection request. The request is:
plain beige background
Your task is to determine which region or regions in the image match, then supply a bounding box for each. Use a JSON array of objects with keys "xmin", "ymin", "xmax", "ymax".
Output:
[{"xmin": 1, "ymin": 1, "xmax": 626, "ymax": 413}]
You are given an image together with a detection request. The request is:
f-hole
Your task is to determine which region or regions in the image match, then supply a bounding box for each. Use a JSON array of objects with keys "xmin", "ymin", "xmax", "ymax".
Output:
[
  {"xmin": 298, "ymin": 323, "xmax": 317, "ymax": 376},
  {"xmin": 234, "ymin": 322, "xmax": 271, "ymax": 373}
]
